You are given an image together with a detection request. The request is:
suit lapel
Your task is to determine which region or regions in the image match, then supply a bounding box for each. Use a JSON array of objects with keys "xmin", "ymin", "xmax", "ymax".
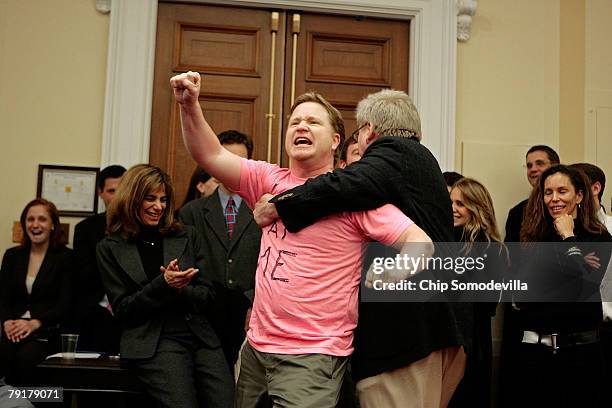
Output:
[
  {"xmin": 15, "ymin": 247, "xmax": 31, "ymax": 299},
  {"xmin": 163, "ymin": 234, "xmax": 188, "ymax": 267},
  {"xmin": 203, "ymin": 191, "xmax": 229, "ymax": 250},
  {"xmin": 31, "ymin": 248, "xmax": 55, "ymax": 295},
  {"xmin": 110, "ymin": 238, "xmax": 148, "ymax": 286},
  {"xmin": 229, "ymin": 201, "xmax": 254, "ymax": 251}
]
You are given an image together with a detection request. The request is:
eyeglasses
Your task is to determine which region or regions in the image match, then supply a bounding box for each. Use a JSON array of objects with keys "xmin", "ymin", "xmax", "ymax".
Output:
[{"xmin": 350, "ymin": 123, "xmax": 368, "ymax": 143}]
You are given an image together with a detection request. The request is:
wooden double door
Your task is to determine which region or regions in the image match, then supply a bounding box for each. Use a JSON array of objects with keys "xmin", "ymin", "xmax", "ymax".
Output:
[{"xmin": 150, "ymin": 2, "xmax": 410, "ymax": 202}]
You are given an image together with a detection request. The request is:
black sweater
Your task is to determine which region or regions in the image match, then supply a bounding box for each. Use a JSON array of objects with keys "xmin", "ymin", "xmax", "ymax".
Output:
[{"xmin": 516, "ymin": 220, "xmax": 612, "ymax": 333}]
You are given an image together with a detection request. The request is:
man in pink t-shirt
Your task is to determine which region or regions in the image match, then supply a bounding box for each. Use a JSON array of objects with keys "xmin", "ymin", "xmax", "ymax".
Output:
[{"xmin": 171, "ymin": 71, "xmax": 432, "ymax": 407}]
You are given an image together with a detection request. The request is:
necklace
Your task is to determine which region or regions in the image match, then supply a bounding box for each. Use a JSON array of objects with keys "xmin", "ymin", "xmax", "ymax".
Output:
[{"xmin": 141, "ymin": 239, "xmax": 157, "ymax": 246}]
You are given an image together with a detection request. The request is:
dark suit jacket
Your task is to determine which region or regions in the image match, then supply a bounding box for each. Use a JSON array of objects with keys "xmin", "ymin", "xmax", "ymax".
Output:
[
  {"xmin": 271, "ymin": 136, "xmax": 472, "ymax": 381},
  {"xmin": 96, "ymin": 226, "xmax": 220, "ymax": 359},
  {"xmin": 504, "ymin": 199, "xmax": 528, "ymax": 242},
  {"xmin": 0, "ymin": 245, "xmax": 73, "ymax": 332},
  {"xmin": 73, "ymin": 212, "xmax": 107, "ymax": 319},
  {"xmin": 179, "ymin": 190, "xmax": 261, "ymax": 301},
  {"xmin": 179, "ymin": 190, "xmax": 261, "ymax": 364}
]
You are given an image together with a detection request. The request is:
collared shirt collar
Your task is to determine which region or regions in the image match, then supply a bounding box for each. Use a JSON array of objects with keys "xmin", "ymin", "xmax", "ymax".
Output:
[{"xmin": 218, "ymin": 187, "xmax": 242, "ymax": 210}]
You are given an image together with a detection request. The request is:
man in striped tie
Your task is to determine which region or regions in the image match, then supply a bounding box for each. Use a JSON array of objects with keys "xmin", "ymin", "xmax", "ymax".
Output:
[{"xmin": 179, "ymin": 130, "xmax": 262, "ymax": 374}]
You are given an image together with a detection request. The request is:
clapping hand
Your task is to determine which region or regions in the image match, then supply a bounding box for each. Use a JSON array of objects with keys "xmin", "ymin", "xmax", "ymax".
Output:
[{"xmin": 161, "ymin": 259, "xmax": 199, "ymax": 290}]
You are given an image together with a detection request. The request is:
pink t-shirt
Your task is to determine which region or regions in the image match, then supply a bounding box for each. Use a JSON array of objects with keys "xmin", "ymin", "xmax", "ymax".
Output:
[{"xmin": 237, "ymin": 158, "xmax": 414, "ymax": 356}]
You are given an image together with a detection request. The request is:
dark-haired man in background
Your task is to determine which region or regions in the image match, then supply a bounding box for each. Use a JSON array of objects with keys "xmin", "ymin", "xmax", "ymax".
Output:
[
  {"xmin": 335, "ymin": 135, "xmax": 361, "ymax": 169},
  {"xmin": 179, "ymin": 130, "xmax": 261, "ymax": 372},
  {"xmin": 73, "ymin": 164, "xmax": 126, "ymax": 353},
  {"xmin": 504, "ymin": 145, "xmax": 560, "ymax": 242}
]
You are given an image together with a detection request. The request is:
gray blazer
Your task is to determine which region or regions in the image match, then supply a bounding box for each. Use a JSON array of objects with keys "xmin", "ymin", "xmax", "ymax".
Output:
[{"xmin": 96, "ymin": 226, "xmax": 220, "ymax": 359}]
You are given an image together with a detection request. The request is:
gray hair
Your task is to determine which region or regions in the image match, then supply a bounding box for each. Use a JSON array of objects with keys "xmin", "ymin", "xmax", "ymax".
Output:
[{"xmin": 355, "ymin": 89, "xmax": 422, "ymax": 141}]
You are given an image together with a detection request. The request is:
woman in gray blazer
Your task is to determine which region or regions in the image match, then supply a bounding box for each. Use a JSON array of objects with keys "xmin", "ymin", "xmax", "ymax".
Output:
[{"xmin": 96, "ymin": 164, "xmax": 233, "ymax": 408}]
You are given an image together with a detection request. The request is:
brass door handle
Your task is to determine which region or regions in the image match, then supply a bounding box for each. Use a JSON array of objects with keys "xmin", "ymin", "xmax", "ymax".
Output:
[
  {"xmin": 290, "ymin": 14, "xmax": 301, "ymax": 105},
  {"xmin": 266, "ymin": 12, "xmax": 280, "ymax": 163}
]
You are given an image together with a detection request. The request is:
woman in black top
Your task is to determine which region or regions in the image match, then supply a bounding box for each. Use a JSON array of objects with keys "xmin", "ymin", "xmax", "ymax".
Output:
[
  {"xmin": 510, "ymin": 164, "xmax": 611, "ymax": 407},
  {"xmin": 0, "ymin": 199, "xmax": 73, "ymax": 385},
  {"xmin": 448, "ymin": 178, "xmax": 507, "ymax": 408},
  {"xmin": 97, "ymin": 164, "xmax": 233, "ymax": 408}
]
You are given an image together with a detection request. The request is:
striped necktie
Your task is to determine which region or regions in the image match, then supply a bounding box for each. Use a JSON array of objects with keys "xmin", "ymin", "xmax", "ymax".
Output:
[{"xmin": 224, "ymin": 197, "xmax": 237, "ymax": 238}]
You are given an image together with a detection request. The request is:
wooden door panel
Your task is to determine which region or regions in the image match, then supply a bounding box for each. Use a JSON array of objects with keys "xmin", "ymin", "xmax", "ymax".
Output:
[
  {"xmin": 199, "ymin": 96, "xmax": 256, "ymax": 136},
  {"xmin": 177, "ymin": 23, "xmax": 261, "ymax": 75},
  {"xmin": 152, "ymin": 3, "xmax": 410, "ymax": 191},
  {"xmin": 308, "ymin": 34, "xmax": 390, "ymax": 85},
  {"xmin": 281, "ymin": 12, "xmax": 410, "ymax": 165},
  {"xmin": 168, "ymin": 96, "xmax": 256, "ymax": 189},
  {"xmin": 151, "ymin": 3, "xmax": 286, "ymax": 203}
]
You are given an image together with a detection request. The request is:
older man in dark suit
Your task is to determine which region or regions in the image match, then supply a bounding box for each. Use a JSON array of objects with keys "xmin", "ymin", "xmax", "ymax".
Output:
[
  {"xmin": 180, "ymin": 130, "xmax": 261, "ymax": 371},
  {"xmin": 254, "ymin": 90, "xmax": 471, "ymax": 408}
]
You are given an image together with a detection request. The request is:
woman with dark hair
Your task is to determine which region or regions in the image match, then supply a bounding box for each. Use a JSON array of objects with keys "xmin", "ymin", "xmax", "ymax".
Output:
[
  {"xmin": 97, "ymin": 164, "xmax": 233, "ymax": 408},
  {"xmin": 0, "ymin": 198, "xmax": 73, "ymax": 385},
  {"xmin": 448, "ymin": 178, "xmax": 507, "ymax": 408},
  {"xmin": 180, "ymin": 166, "xmax": 218, "ymax": 208},
  {"xmin": 509, "ymin": 164, "xmax": 611, "ymax": 407}
]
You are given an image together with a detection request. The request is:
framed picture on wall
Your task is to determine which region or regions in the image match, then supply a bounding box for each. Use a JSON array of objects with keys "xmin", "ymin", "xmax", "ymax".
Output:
[{"xmin": 36, "ymin": 165, "xmax": 100, "ymax": 217}]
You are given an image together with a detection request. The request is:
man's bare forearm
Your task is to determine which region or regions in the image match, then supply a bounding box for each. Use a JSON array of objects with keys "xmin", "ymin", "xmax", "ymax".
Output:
[{"xmin": 172, "ymin": 71, "xmax": 242, "ymax": 191}]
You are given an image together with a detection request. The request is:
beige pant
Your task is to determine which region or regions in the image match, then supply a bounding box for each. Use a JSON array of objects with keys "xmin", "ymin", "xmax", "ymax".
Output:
[{"xmin": 356, "ymin": 346, "xmax": 466, "ymax": 408}]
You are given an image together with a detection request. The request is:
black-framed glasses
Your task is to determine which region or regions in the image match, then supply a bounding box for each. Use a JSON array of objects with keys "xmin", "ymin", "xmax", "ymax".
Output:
[{"xmin": 350, "ymin": 123, "xmax": 368, "ymax": 143}]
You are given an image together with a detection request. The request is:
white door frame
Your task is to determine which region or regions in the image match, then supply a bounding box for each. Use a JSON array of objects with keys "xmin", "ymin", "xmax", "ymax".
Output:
[{"xmin": 101, "ymin": 0, "xmax": 457, "ymax": 170}]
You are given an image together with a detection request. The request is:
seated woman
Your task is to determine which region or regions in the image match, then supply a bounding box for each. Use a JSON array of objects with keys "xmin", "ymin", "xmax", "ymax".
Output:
[
  {"xmin": 0, "ymin": 199, "xmax": 73, "ymax": 385},
  {"xmin": 448, "ymin": 178, "xmax": 507, "ymax": 408},
  {"xmin": 97, "ymin": 164, "xmax": 233, "ymax": 408},
  {"xmin": 509, "ymin": 164, "xmax": 611, "ymax": 407}
]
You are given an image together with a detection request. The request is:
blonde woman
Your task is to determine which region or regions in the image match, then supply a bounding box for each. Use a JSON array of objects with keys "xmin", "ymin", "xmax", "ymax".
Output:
[{"xmin": 449, "ymin": 178, "xmax": 507, "ymax": 408}]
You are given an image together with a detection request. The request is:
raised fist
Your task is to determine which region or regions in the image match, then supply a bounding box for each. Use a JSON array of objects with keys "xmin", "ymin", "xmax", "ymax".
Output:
[{"xmin": 170, "ymin": 71, "xmax": 201, "ymax": 105}]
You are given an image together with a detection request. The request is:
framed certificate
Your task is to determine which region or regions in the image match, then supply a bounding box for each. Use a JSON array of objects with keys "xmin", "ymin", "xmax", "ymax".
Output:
[{"xmin": 36, "ymin": 165, "xmax": 100, "ymax": 216}]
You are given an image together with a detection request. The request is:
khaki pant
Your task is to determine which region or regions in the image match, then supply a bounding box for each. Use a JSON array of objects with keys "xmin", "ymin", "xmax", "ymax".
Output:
[
  {"xmin": 356, "ymin": 346, "xmax": 466, "ymax": 408},
  {"xmin": 234, "ymin": 342, "xmax": 348, "ymax": 408}
]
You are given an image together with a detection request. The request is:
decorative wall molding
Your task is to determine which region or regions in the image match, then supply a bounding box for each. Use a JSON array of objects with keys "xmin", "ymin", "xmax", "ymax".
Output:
[
  {"xmin": 101, "ymin": 0, "xmax": 157, "ymax": 167},
  {"xmin": 102, "ymin": 0, "xmax": 457, "ymax": 170},
  {"xmin": 457, "ymin": 0, "xmax": 477, "ymax": 42},
  {"xmin": 95, "ymin": 0, "xmax": 111, "ymax": 14}
]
